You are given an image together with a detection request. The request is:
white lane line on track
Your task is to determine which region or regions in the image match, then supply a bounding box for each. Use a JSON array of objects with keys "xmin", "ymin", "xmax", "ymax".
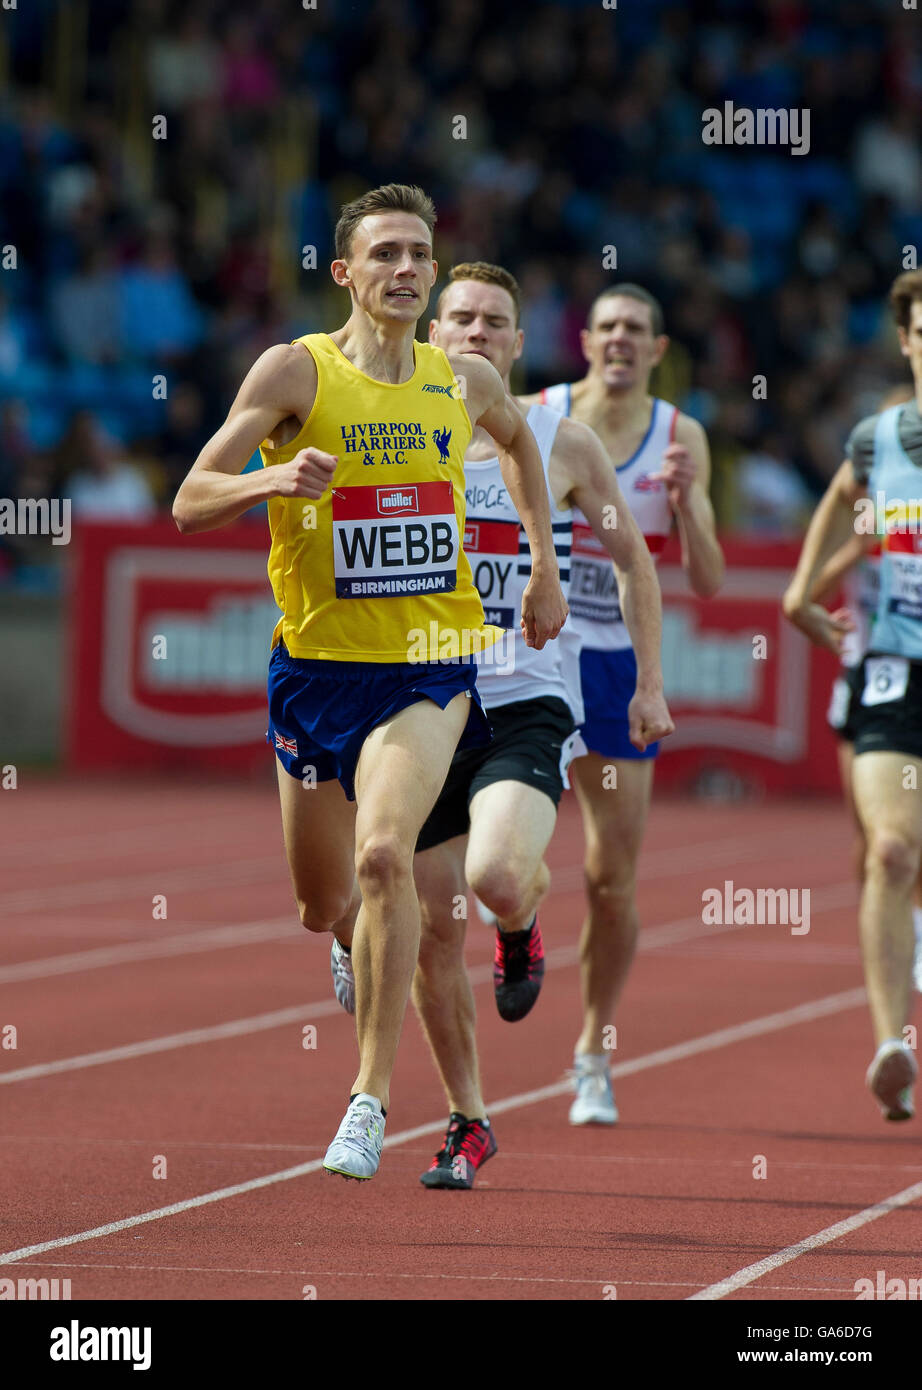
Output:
[
  {"xmin": 0, "ymin": 913, "xmax": 748, "ymax": 1085},
  {"xmin": 0, "ymin": 822, "xmax": 833, "ymax": 917},
  {"xmin": 0, "ymin": 919, "xmax": 298, "ymax": 984},
  {"xmin": 0, "ymin": 886, "xmax": 856, "ymax": 1085},
  {"xmin": 688, "ymin": 1180, "xmax": 922, "ymax": 1300},
  {"xmin": 1, "ymin": 899, "xmax": 708, "ymax": 984},
  {"xmin": 0, "ymin": 985, "xmax": 868, "ymax": 1267},
  {"xmin": 2, "ymin": 871, "xmax": 854, "ymax": 985},
  {"xmin": 0, "ymin": 946, "xmax": 584, "ymax": 1085},
  {"xmin": 3, "ymin": 1138, "xmax": 920, "ymax": 1179},
  {"xmin": 0, "ymin": 1262, "xmax": 861, "ymax": 1295},
  {"xmin": 0, "ymin": 1001, "xmax": 343, "ymax": 1085},
  {"xmin": 0, "ymin": 798, "xmax": 837, "ymax": 866},
  {"xmin": 0, "ymin": 857, "xmax": 283, "ymax": 915},
  {"xmin": 0, "ymin": 819, "xmax": 251, "ymax": 870}
]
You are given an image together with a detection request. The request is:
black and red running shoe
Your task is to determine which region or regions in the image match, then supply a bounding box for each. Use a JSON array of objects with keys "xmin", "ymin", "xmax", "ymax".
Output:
[
  {"xmin": 419, "ymin": 1113, "xmax": 497, "ymax": 1189},
  {"xmin": 493, "ymin": 916, "xmax": 545, "ymax": 1021}
]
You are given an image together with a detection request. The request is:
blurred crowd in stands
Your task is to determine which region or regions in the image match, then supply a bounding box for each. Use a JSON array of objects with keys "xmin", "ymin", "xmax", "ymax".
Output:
[{"xmin": 1, "ymin": 0, "xmax": 920, "ymax": 582}]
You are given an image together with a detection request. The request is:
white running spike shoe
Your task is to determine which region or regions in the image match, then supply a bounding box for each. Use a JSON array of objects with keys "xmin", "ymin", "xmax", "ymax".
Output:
[
  {"xmin": 568, "ymin": 1053, "xmax": 618, "ymax": 1126},
  {"xmin": 330, "ymin": 937, "xmax": 355, "ymax": 1015},
  {"xmin": 322, "ymin": 1094, "xmax": 386, "ymax": 1179},
  {"xmin": 865, "ymin": 1039, "xmax": 917, "ymax": 1121}
]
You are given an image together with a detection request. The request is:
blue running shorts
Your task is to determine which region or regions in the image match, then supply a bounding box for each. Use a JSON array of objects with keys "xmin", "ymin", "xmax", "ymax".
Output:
[
  {"xmin": 578, "ymin": 646, "xmax": 659, "ymax": 761},
  {"xmin": 266, "ymin": 643, "xmax": 492, "ymax": 800}
]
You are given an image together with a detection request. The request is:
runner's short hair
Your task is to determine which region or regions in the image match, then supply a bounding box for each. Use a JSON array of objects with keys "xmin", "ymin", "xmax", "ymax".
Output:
[
  {"xmin": 889, "ymin": 270, "xmax": 922, "ymax": 331},
  {"xmin": 335, "ymin": 184, "xmax": 436, "ymax": 260},
  {"xmin": 438, "ymin": 262, "xmax": 522, "ymax": 325},
  {"xmin": 588, "ymin": 283, "xmax": 664, "ymax": 336}
]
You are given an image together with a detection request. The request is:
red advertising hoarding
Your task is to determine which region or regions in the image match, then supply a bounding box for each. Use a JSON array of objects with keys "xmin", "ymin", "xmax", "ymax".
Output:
[
  {"xmin": 68, "ymin": 525, "xmax": 842, "ymax": 792},
  {"xmin": 654, "ymin": 538, "xmax": 841, "ymax": 794},
  {"xmin": 68, "ymin": 520, "xmax": 277, "ymax": 773}
]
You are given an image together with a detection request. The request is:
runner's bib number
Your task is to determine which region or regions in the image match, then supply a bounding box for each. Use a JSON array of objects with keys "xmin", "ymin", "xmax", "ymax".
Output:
[
  {"xmin": 569, "ymin": 522, "xmax": 621, "ymax": 624},
  {"xmin": 885, "ymin": 535, "xmax": 922, "ymax": 622},
  {"xmin": 463, "ymin": 517, "xmax": 520, "ymax": 629},
  {"xmin": 332, "ymin": 482, "xmax": 459, "ymax": 599},
  {"xmin": 861, "ymin": 656, "xmax": 910, "ymax": 707}
]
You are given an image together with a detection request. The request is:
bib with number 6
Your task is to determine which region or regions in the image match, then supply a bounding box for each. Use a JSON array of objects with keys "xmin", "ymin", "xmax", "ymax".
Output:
[{"xmin": 861, "ymin": 656, "xmax": 910, "ymax": 707}]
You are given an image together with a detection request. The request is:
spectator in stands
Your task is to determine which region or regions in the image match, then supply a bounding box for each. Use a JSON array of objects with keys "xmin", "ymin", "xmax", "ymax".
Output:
[
  {"xmin": 60, "ymin": 411, "xmax": 155, "ymax": 522},
  {"xmin": 117, "ymin": 230, "xmax": 203, "ymax": 364},
  {"xmin": 50, "ymin": 246, "xmax": 120, "ymax": 364},
  {"xmin": 0, "ymin": 0, "xmax": 919, "ymax": 569}
]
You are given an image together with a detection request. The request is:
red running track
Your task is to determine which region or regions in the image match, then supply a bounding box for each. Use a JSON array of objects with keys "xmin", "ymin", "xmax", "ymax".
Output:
[{"xmin": 1, "ymin": 775, "xmax": 920, "ymax": 1302}]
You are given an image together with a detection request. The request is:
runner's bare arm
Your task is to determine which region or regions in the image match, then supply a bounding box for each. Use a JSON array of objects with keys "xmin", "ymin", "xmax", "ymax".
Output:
[
  {"xmin": 652, "ymin": 415, "xmax": 724, "ymax": 598},
  {"xmin": 782, "ymin": 459, "xmax": 864, "ymax": 652},
  {"xmin": 454, "ymin": 353, "xmax": 568, "ymax": 648},
  {"xmin": 172, "ymin": 345, "xmax": 335, "ymax": 534},
  {"xmin": 552, "ymin": 419, "xmax": 673, "ymax": 747},
  {"xmin": 810, "ymin": 530, "xmax": 876, "ymax": 605}
]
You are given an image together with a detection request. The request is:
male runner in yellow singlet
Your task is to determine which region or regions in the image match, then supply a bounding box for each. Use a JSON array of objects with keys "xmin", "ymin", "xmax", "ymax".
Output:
[{"xmin": 172, "ymin": 184, "xmax": 567, "ymax": 1178}]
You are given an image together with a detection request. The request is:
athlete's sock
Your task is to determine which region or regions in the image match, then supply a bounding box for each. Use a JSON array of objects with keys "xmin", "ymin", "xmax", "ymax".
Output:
[
  {"xmin": 349, "ymin": 1093, "xmax": 387, "ymax": 1117},
  {"xmin": 913, "ymin": 906, "xmax": 922, "ymax": 946}
]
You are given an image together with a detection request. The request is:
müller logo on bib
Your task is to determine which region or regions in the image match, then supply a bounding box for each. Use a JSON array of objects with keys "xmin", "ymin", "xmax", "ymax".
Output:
[{"xmin": 377, "ymin": 487, "xmax": 419, "ymax": 516}]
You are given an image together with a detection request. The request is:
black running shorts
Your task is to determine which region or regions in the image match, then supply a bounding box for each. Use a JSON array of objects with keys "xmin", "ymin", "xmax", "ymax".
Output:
[
  {"xmin": 851, "ymin": 653, "xmax": 922, "ymax": 761},
  {"xmin": 827, "ymin": 664, "xmax": 863, "ymax": 744},
  {"xmin": 415, "ymin": 695, "xmax": 577, "ymax": 853}
]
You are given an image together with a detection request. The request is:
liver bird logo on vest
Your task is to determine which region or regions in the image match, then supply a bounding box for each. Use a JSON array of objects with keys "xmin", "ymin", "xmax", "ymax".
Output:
[{"xmin": 433, "ymin": 426, "xmax": 452, "ymax": 464}]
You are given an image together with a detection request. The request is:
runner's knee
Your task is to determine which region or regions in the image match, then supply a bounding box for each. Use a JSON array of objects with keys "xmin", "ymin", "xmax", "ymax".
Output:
[
  {"xmin": 584, "ymin": 864, "xmax": 637, "ymax": 918},
  {"xmin": 355, "ymin": 833, "xmax": 411, "ymax": 895},
  {"xmin": 866, "ymin": 833, "xmax": 920, "ymax": 889},
  {"xmin": 468, "ymin": 862, "xmax": 527, "ymax": 921},
  {"xmin": 297, "ymin": 889, "xmax": 353, "ymax": 934}
]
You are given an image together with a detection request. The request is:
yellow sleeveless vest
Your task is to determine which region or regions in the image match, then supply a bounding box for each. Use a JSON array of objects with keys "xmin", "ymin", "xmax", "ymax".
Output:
[{"xmin": 261, "ymin": 334, "xmax": 499, "ymax": 661}]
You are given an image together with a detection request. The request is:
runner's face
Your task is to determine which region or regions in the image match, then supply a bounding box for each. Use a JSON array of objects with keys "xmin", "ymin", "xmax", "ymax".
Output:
[
  {"xmin": 430, "ymin": 280, "xmax": 523, "ymax": 377},
  {"xmin": 899, "ymin": 301, "xmax": 922, "ymax": 386},
  {"xmin": 338, "ymin": 213, "xmax": 436, "ymax": 323},
  {"xmin": 581, "ymin": 295, "xmax": 664, "ymax": 391}
]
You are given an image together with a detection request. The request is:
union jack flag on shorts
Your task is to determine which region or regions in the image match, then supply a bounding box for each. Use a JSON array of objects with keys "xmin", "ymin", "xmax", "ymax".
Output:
[{"xmin": 274, "ymin": 732, "xmax": 298, "ymax": 755}]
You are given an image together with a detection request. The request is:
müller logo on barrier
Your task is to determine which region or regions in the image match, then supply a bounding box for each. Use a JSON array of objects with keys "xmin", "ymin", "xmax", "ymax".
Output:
[{"xmin": 100, "ymin": 546, "xmax": 278, "ymax": 747}]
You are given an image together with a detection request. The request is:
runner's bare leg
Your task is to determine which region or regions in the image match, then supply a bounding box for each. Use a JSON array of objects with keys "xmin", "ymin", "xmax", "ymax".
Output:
[
  {"xmin": 413, "ymin": 837, "xmax": 486, "ymax": 1119},
  {"xmin": 464, "ymin": 780, "xmax": 557, "ymax": 933},
  {"xmin": 569, "ymin": 755, "xmax": 654, "ymax": 1054},
  {"xmin": 275, "ymin": 765, "xmax": 358, "ymax": 934},
  {"xmin": 350, "ymin": 691, "xmax": 472, "ymax": 1110},
  {"xmin": 851, "ymin": 751, "xmax": 921, "ymax": 1044}
]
